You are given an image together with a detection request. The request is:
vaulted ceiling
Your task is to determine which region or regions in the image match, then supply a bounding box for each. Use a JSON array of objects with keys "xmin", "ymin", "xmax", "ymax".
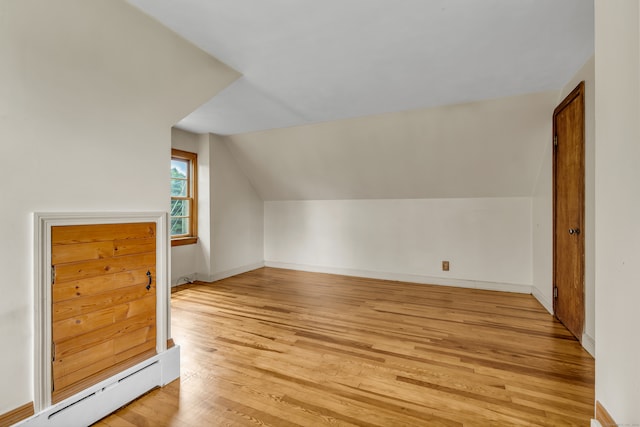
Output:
[
  {"xmin": 225, "ymin": 91, "xmax": 560, "ymax": 200},
  {"xmin": 126, "ymin": 0, "xmax": 593, "ymax": 136}
]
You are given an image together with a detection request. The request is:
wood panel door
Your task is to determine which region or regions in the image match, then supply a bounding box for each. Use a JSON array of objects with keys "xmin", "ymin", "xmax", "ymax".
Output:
[
  {"xmin": 553, "ymin": 82, "xmax": 585, "ymax": 341},
  {"xmin": 51, "ymin": 223, "xmax": 157, "ymax": 403}
]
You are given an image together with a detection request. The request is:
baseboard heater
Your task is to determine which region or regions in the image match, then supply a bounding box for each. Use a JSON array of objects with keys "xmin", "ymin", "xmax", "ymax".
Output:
[{"xmin": 15, "ymin": 346, "xmax": 180, "ymax": 427}]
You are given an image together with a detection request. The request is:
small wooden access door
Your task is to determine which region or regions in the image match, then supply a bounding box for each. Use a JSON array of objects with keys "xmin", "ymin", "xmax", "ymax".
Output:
[
  {"xmin": 51, "ymin": 223, "xmax": 157, "ymax": 403},
  {"xmin": 553, "ymin": 82, "xmax": 585, "ymax": 341}
]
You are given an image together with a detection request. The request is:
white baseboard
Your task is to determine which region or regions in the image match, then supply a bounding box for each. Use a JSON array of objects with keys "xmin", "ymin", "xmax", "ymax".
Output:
[
  {"xmin": 16, "ymin": 346, "xmax": 180, "ymax": 427},
  {"xmin": 582, "ymin": 332, "xmax": 595, "ymax": 357},
  {"xmin": 199, "ymin": 261, "xmax": 265, "ymax": 283},
  {"xmin": 264, "ymin": 261, "xmax": 532, "ymax": 294},
  {"xmin": 531, "ymin": 286, "xmax": 554, "ymax": 314}
]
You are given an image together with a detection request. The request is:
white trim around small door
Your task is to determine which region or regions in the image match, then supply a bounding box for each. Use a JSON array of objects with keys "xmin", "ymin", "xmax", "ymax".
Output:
[{"xmin": 33, "ymin": 212, "xmax": 171, "ymax": 413}]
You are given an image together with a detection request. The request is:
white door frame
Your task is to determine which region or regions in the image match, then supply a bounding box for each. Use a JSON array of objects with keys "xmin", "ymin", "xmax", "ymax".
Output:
[{"xmin": 33, "ymin": 212, "xmax": 170, "ymax": 413}]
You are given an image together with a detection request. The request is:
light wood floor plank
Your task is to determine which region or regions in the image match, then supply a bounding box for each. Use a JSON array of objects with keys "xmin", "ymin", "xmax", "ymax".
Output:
[{"xmin": 94, "ymin": 267, "xmax": 594, "ymax": 426}]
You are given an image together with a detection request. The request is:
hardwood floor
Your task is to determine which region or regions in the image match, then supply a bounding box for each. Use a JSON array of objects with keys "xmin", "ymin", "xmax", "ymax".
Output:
[{"xmin": 94, "ymin": 267, "xmax": 594, "ymax": 426}]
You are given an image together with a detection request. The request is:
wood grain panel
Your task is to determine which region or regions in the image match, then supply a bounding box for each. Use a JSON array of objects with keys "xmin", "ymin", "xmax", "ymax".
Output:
[
  {"xmin": 113, "ymin": 325, "xmax": 155, "ymax": 354},
  {"xmin": 53, "ymin": 295, "xmax": 155, "ymax": 342},
  {"xmin": 55, "ymin": 313, "xmax": 156, "ymax": 360},
  {"xmin": 51, "ymin": 223, "xmax": 156, "ymax": 402},
  {"xmin": 54, "ymin": 330, "xmax": 156, "ymax": 390},
  {"xmin": 53, "ymin": 341, "xmax": 114, "ymax": 381},
  {"xmin": 53, "ymin": 304, "xmax": 129, "ymax": 342},
  {"xmin": 52, "ymin": 223, "xmax": 155, "ymax": 245},
  {"xmin": 53, "ymin": 252, "xmax": 155, "ymax": 284},
  {"xmin": 113, "ymin": 237, "xmax": 156, "ymax": 257},
  {"xmin": 51, "ymin": 241, "xmax": 114, "ymax": 264},
  {"xmin": 95, "ymin": 267, "xmax": 594, "ymax": 426},
  {"xmin": 53, "ymin": 283, "xmax": 155, "ymax": 322},
  {"xmin": 114, "ymin": 337, "xmax": 156, "ymax": 362},
  {"xmin": 53, "ymin": 268, "xmax": 155, "ymax": 302}
]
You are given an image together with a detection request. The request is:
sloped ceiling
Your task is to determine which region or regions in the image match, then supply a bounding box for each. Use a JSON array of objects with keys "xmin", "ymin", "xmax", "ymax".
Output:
[
  {"xmin": 126, "ymin": 0, "xmax": 593, "ymax": 136},
  {"xmin": 128, "ymin": 1, "xmax": 593, "ymax": 201},
  {"xmin": 225, "ymin": 91, "xmax": 560, "ymax": 200}
]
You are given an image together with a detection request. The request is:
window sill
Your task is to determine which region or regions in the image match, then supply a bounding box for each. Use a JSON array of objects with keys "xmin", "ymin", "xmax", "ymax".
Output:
[{"xmin": 171, "ymin": 237, "xmax": 198, "ymax": 247}]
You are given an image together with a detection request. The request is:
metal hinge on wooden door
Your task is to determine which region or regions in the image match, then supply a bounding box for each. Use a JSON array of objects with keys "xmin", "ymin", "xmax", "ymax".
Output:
[
  {"xmin": 553, "ymin": 286, "xmax": 558, "ymax": 299},
  {"xmin": 51, "ymin": 265, "xmax": 56, "ymax": 285},
  {"xmin": 52, "ymin": 342, "xmax": 56, "ymax": 391},
  {"xmin": 554, "ymin": 135, "xmax": 558, "ymax": 147}
]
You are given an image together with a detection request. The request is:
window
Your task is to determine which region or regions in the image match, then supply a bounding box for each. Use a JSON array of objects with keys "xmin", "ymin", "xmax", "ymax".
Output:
[{"xmin": 171, "ymin": 149, "xmax": 197, "ymax": 246}]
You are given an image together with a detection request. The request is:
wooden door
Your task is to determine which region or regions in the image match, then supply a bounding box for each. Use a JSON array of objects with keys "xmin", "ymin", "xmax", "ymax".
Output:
[
  {"xmin": 51, "ymin": 223, "xmax": 157, "ymax": 403},
  {"xmin": 553, "ymin": 82, "xmax": 585, "ymax": 341}
]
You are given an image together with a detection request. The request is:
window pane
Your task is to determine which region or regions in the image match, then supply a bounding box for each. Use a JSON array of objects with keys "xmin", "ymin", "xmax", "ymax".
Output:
[
  {"xmin": 170, "ymin": 199, "xmax": 190, "ymax": 217},
  {"xmin": 170, "ymin": 217, "xmax": 189, "ymax": 236},
  {"xmin": 171, "ymin": 150, "xmax": 197, "ymax": 242},
  {"xmin": 171, "ymin": 178, "xmax": 187, "ymax": 197},
  {"xmin": 171, "ymin": 159, "xmax": 188, "ymax": 179}
]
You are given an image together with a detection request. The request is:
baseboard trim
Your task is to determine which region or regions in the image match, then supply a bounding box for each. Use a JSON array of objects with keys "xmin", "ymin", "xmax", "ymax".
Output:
[
  {"xmin": 264, "ymin": 261, "xmax": 532, "ymax": 294},
  {"xmin": 595, "ymin": 401, "xmax": 617, "ymax": 427},
  {"xmin": 581, "ymin": 332, "xmax": 595, "ymax": 358},
  {"xmin": 200, "ymin": 261, "xmax": 265, "ymax": 283},
  {"xmin": 0, "ymin": 402, "xmax": 34, "ymax": 427},
  {"xmin": 15, "ymin": 346, "xmax": 180, "ymax": 427},
  {"xmin": 531, "ymin": 286, "xmax": 553, "ymax": 314}
]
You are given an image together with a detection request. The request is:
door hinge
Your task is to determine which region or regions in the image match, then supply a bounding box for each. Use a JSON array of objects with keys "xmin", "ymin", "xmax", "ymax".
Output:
[
  {"xmin": 553, "ymin": 286, "xmax": 558, "ymax": 299},
  {"xmin": 51, "ymin": 341, "xmax": 56, "ymax": 392},
  {"xmin": 51, "ymin": 265, "xmax": 56, "ymax": 285},
  {"xmin": 553, "ymin": 135, "xmax": 558, "ymax": 147}
]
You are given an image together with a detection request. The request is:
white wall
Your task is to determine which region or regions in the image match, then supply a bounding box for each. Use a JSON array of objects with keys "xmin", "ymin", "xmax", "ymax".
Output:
[
  {"xmin": 594, "ymin": 0, "xmax": 640, "ymax": 423},
  {"xmin": 0, "ymin": 0, "xmax": 238, "ymax": 415},
  {"xmin": 265, "ymin": 198, "xmax": 532, "ymax": 290},
  {"xmin": 209, "ymin": 134, "xmax": 264, "ymax": 280},
  {"xmin": 531, "ymin": 56, "xmax": 595, "ymax": 354},
  {"xmin": 231, "ymin": 91, "xmax": 556, "ymax": 296},
  {"xmin": 531, "ymin": 139, "xmax": 554, "ymax": 312},
  {"xmin": 170, "ymin": 129, "xmax": 264, "ymax": 284}
]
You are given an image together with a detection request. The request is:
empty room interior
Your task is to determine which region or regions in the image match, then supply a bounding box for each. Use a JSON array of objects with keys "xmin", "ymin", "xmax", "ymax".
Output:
[{"xmin": 1, "ymin": 1, "xmax": 639, "ymax": 426}]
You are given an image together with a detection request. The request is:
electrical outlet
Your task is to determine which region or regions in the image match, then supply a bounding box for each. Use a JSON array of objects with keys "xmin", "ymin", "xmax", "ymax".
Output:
[{"xmin": 442, "ymin": 261, "xmax": 450, "ymax": 271}]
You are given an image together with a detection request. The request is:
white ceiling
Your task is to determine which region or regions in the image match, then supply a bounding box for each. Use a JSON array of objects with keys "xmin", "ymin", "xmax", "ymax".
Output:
[
  {"xmin": 225, "ymin": 91, "xmax": 560, "ymax": 200},
  {"xmin": 126, "ymin": 0, "xmax": 593, "ymax": 136}
]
